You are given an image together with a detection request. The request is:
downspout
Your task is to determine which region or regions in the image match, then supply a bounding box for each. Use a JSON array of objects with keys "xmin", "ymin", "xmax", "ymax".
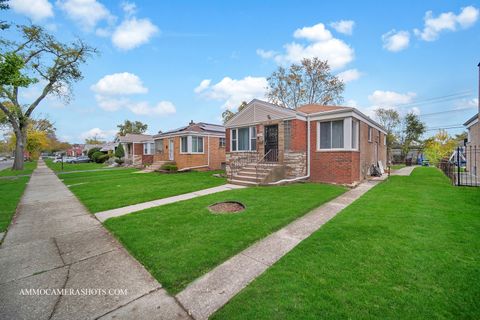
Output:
[
  {"xmin": 178, "ymin": 135, "xmax": 211, "ymax": 171},
  {"xmin": 268, "ymin": 116, "xmax": 311, "ymax": 185}
]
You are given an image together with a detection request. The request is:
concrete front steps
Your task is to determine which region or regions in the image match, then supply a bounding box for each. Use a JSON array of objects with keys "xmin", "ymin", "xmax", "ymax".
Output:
[
  {"xmin": 228, "ymin": 163, "xmax": 282, "ymax": 186},
  {"xmin": 139, "ymin": 161, "xmax": 174, "ymax": 173}
]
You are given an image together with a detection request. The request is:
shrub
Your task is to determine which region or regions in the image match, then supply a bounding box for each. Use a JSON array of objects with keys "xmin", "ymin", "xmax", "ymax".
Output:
[
  {"xmin": 91, "ymin": 151, "xmax": 104, "ymax": 162},
  {"xmin": 87, "ymin": 147, "xmax": 101, "ymax": 160},
  {"xmin": 115, "ymin": 158, "xmax": 124, "ymax": 165},
  {"xmin": 96, "ymin": 154, "xmax": 110, "ymax": 163},
  {"xmin": 115, "ymin": 143, "xmax": 125, "ymax": 159},
  {"xmin": 161, "ymin": 163, "xmax": 178, "ymax": 172}
]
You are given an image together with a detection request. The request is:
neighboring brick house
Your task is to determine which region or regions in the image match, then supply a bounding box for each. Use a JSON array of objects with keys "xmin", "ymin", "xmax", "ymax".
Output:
[
  {"xmin": 66, "ymin": 144, "xmax": 84, "ymax": 157},
  {"xmin": 118, "ymin": 133, "xmax": 154, "ymax": 166},
  {"xmin": 225, "ymin": 99, "xmax": 387, "ymax": 185},
  {"xmin": 464, "ymin": 113, "xmax": 479, "ymax": 175},
  {"xmin": 152, "ymin": 121, "xmax": 226, "ymax": 170}
]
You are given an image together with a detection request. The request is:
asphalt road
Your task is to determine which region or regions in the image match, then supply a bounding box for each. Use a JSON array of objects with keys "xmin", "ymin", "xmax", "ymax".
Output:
[{"xmin": 0, "ymin": 160, "xmax": 13, "ymax": 171}]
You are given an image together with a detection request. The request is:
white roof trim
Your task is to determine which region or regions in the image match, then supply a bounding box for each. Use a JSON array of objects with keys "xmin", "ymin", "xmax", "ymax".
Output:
[
  {"xmin": 466, "ymin": 117, "xmax": 478, "ymax": 129},
  {"xmin": 154, "ymin": 131, "xmax": 225, "ymax": 139},
  {"xmin": 225, "ymin": 99, "xmax": 296, "ymax": 128},
  {"xmin": 309, "ymin": 110, "xmax": 387, "ymax": 134}
]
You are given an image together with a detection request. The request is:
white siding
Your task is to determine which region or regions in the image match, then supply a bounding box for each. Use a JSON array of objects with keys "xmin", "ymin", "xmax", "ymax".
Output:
[{"xmin": 227, "ymin": 100, "xmax": 295, "ymax": 127}]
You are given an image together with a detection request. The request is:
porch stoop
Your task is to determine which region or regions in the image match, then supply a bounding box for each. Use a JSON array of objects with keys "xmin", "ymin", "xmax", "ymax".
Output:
[{"xmin": 228, "ymin": 163, "xmax": 284, "ymax": 186}]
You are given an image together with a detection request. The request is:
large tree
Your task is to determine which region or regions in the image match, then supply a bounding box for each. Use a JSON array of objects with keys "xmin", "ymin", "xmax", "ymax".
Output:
[
  {"xmin": 374, "ymin": 108, "xmax": 401, "ymax": 161},
  {"xmin": 1, "ymin": 0, "xmax": 9, "ymax": 30},
  {"xmin": 399, "ymin": 112, "xmax": 426, "ymax": 159},
  {"xmin": 117, "ymin": 120, "xmax": 148, "ymax": 136},
  {"xmin": 267, "ymin": 57, "xmax": 344, "ymax": 109},
  {"xmin": 0, "ymin": 25, "xmax": 96, "ymax": 170}
]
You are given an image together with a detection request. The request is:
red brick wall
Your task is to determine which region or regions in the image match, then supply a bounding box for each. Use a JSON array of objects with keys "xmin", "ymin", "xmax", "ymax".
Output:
[
  {"xmin": 152, "ymin": 136, "xmax": 225, "ymax": 170},
  {"xmin": 142, "ymin": 155, "xmax": 153, "ymax": 164},
  {"xmin": 225, "ymin": 129, "xmax": 231, "ymax": 152},
  {"xmin": 290, "ymin": 119, "xmax": 307, "ymax": 152},
  {"xmin": 134, "ymin": 143, "xmax": 143, "ymax": 156},
  {"xmin": 359, "ymin": 122, "xmax": 387, "ymax": 179},
  {"xmin": 309, "ymin": 120, "xmax": 360, "ymax": 184}
]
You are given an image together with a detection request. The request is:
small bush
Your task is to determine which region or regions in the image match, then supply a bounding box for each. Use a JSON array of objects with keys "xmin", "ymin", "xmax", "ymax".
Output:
[
  {"xmin": 91, "ymin": 151, "xmax": 104, "ymax": 162},
  {"xmin": 115, "ymin": 158, "xmax": 124, "ymax": 165},
  {"xmin": 115, "ymin": 143, "xmax": 125, "ymax": 159},
  {"xmin": 96, "ymin": 154, "xmax": 110, "ymax": 163},
  {"xmin": 87, "ymin": 147, "xmax": 101, "ymax": 160},
  {"xmin": 161, "ymin": 163, "xmax": 178, "ymax": 172}
]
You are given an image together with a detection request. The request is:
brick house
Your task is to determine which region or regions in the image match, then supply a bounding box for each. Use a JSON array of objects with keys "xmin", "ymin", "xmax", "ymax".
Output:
[
  {"xmin": 225, "ymin": 99, "xmax": 387, "ymax": 185},
  {"xmin": 152, "ymin": 121, "xmax": 226, "ymax": 171},
  {"xmin": 118, "ymin": 133, "xmax": 154, "ymax": 166},
  {"xmin": 464, "ymin": 113, "xmax": 479, "ymax": 175}
]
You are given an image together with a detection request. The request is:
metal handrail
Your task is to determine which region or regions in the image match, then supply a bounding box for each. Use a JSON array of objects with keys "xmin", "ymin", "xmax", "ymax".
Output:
[{"xmin": 255, "ymin": 149, "xmax": 279, "ymax": 184}]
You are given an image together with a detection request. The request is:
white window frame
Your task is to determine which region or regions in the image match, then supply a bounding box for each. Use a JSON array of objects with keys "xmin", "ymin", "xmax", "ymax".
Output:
[
  {"xmin": 180, "ymin": 135, "xmax": 204, "ymax": 154},
  {"xmin": 368, "ymin": 126, "xmax": 372, "ymax": 142},
  {"xmin": 351, "ymin": 119, "xmax": 359, "ymax": 150},
  {"xmin": 219, "ymin": 137, "xmax": 226, "ymax": 148},
  {"xmin": 383, "ymin": 134, "xmax": 387, "ymax": 146},
  {"xmin": 143, "ymin": 142, "xmax": 154, "ymax": 155},
  {"xmin": 230, "ymin": 126, "xmax": 256, "ymax": 152},
  {"xmin": 180, "ymin": 136, "xmax": 188, "ymax": 153},
  {"xmin": 317, "ymin": 120, "xmax": 345, "ymax": 151}
]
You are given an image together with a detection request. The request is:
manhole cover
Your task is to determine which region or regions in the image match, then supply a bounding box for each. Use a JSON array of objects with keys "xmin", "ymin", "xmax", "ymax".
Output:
[{"xmin": 208, "ymin": 201, "xmax": 245, "ymax": 214}]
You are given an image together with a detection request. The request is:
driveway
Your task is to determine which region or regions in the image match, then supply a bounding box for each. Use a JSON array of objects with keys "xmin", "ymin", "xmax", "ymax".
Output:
[{"xmin": 0, "ymin": 160, "xmax": 13, "ymax": 171}]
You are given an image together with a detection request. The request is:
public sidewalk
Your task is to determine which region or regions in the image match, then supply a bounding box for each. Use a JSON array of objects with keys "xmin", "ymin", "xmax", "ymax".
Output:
[
  {"xmin": 0, "ymin": 160, "xmax": 190, "ymax": 320},
  {"xmin": 175, "ymin": 177, "xmax": 386, "ymax": 320},
  {"xmin": 95, "ymin": 184, "xmax": 245, "ymax": 222}
]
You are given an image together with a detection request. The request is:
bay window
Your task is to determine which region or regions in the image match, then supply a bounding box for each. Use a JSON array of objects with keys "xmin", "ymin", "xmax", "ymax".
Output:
[
  {"xmin": 351, "ymin": 120, "xmax": 358, "ymax": 150},
  {"xmin": 181, "ymin": 137, "xmax": 188, "ymax": 153},
  {"xmin": 230, "ymin": 126, "xmax": 257, "ymax": 151},
  {"xmin": 191, "ymin": 136, "xmax": 204, "ymax": 153}
]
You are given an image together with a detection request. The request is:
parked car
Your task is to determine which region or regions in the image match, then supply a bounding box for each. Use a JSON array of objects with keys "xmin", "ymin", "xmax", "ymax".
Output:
[
  {"xmin": 63, "ymin": 157, "xmax": 78, "ymax": 164},
  {"xmin": 71, "ymin": 156, "xmax": 90, "ymax": 164},
  {"xmin": 0, "ymin": 156, "xmax": 7, "ymax": 161}
]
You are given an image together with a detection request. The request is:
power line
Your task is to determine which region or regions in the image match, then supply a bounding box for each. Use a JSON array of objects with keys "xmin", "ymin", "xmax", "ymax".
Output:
[
  {"xmin": 419, "ymin": 107, "xmax": 476, "ymax": 117},
  {"xmin": 391, "ymin": 90, "xmax": 473, "ymax": 109}
]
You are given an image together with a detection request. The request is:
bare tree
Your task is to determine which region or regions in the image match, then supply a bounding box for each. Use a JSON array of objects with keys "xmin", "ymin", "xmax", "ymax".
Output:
[
  {"xmin": 0, "ymin": 25, "xmax": 97, "ymax": 170},
  {"xmin": 267, "ymin": 57, "xmax": 344, "ymax": 109}
]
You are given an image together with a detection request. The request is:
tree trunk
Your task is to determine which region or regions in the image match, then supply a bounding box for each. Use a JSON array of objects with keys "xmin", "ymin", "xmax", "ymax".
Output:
[{"xmin": 12, "ymin": 128, "xmax": 26, "ymax": 170}]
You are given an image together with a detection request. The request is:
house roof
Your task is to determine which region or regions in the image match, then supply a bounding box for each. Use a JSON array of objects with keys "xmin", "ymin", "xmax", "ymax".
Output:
[
  {"xmin": 225, "ymin": 99, "xmax": 386, "ymax": 133},
  {"xmin": 297, "ymin": 104, "xmax": 348, "ymax": 114},
  {"xmin": 100, "ymin": 142, "xmax": 119, "ymax": 152},
  {"xmin": 154, "ymin": 122, "xmax": 225, "ymax": 138},
  {"xmin": 464, "ymin": 113, "xmax": 478, "ymax": 127},
  {"xmin": 118, "ymin": 133, "xmax": 153, "ymax": 143}
]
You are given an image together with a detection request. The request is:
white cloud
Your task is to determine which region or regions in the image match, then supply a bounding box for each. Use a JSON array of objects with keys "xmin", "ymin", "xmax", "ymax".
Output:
[
  {"xmin": 330, "ymin": 20, "xmax": 355, "ymax": 35},
  {"xmin": 121, "ymin": 1, "xmax": 137, "ymax": 16},
  {"xmin": 91, "ymin": 72, "xmax": 148, "ymax": 95},
  {"xmin": 112, "ymin": 17, "xmax": 159, "ymax": 50},
  {"xmin": 414, "ymin": 6, "xmax": 479, "ymax": 41},
  {"xmin": 57, "ymin": 0, "xmax": 114, "ymax": 31},
  {"xmin": 382, "ymin": 30, "xmax": 410, "ymax": 52},
  {"xmin": 454, "ymin": 97, "xmax": 479, "ymax": 109},
  {"xmin": 337, "ymin": 69, "xmax": 361, "ymax": 83},
  {"xmin": 128, "ymin": 101, "xmax": 176, "ymax": 116},
  {"xmin": 256, "ymin": 49, "xmax": 277, "ymax": 59},
  {"xmin": 194, "ymin": 79, "xmax": 211, "ymax": 93},
  {"xmin": 258, "ymin": 23, "xmax": 354, "ymax": 70},
  {"xmin": 345, "ymin": 99, "xmax": 358, "ymax": 107},
  {"xmin": 368, "ymin": 90, "xmax": 416, "ymax": 107},
  {"xmin": 80, "ymin": 128, "xmax": 117, "ymax": 141},
  {"xmin": 196, "ymin": 76, "xmax": 268, "ymax": 110},
  {"xmin": 95, "ymin": 95, "xmax": 129, "ymax": 111},
  {"xmin": 409, "ymin": 107, "xmax": 421, "ymax": 115},
  {"xmin": 10, "ymin": 0, "xmax": 53, "ymax": 21}
]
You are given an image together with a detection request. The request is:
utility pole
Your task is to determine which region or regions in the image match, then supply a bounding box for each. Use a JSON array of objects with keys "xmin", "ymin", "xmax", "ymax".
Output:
[{"xmin": 478, "ymin": 62, "xmax": 480, "ymax": 117}]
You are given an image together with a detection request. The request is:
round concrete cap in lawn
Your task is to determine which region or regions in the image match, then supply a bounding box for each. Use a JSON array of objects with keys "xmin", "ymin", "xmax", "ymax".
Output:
[{"xmin": 208, "ymin": 201, "xmax": 245, "ymax": 214}]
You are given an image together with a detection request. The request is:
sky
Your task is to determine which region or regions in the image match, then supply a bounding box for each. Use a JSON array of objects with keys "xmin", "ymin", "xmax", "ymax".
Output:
[{"xmin": 3, "ymin": 0, "xmax": 480, "ymax": 143}]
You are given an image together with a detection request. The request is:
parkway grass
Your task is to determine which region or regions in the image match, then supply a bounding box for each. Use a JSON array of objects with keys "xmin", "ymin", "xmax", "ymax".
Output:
[
  {"xmin": 0, "ymin": 176, "xmax": 30, "ymax": 232},
  {"xmin": 212, "ymin": 168, "xmax": 480, "ymax": 319},
  {"xmin": 104, "ymin": 183, "xmax": 346, "ymax": 294},
  {"xmin": 59, "ymin": 169, "xmax": 227, "ymax": 213},
  {"xmin": 0, "ymin": 161, "xmax": 37, "ymax": 177},
  {"xmin": 44, "ymin": 159, "xmax": 112, "ymax": 172}
]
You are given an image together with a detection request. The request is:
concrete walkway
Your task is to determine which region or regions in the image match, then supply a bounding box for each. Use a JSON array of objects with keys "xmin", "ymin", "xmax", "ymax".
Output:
[
  {"xmin": 175, "ymin": 177, "xmax": 386, "ymax": 320},
  {"xmin": 96, "ymin": 184, "xmax": 245, "ymax": 222},
  {"xmin": 0, "ymin": 160, "xmax": 190, "ymax": 320},
  {"xmin": 391, "ymin": 165, "xmax": 417, "ymax": 176}
]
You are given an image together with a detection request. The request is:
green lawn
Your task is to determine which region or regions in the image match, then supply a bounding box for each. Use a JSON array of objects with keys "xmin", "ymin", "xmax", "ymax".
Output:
[
  {"xmin": 213, "ymin": 168, "xmax": 480, "ymax": 319},
  {"xmin": 45, "ymin": 159, "xmax": 111, "ymax": 172},
  {"xmin": 0, "ymin": 176, "xmax": 30, "ymax": 232},
  {"xmin": 105, "ymin": 183, "xmax": 346, "ymax": 293},
  {"xmin": 60, "ymin": 169, "xmax": 227, "ymax": 213},
  {"xmin": 0, "ymin": 161, "xmax": 37, "ymax": 177}
]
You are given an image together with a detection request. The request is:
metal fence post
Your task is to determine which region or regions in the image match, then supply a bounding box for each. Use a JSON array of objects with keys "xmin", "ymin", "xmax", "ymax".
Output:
[{"xmin": 457, "ymin": 147, "xmax": 460, "ymax": 186}]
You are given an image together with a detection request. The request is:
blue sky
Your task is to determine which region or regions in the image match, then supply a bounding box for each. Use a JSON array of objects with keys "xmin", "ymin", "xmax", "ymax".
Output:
[{"xmin": 3, "ymin": 0, "xmax": 480, "ymax": 143}]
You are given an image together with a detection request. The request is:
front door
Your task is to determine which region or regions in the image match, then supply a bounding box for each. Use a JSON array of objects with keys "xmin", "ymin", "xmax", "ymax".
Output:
[
  {"xmin": 168, "ymin": 139, "xmax": 174, "ymax": 160},
  {"xmin": 264, "ymin": 124, "xmax": 278, "ymax": 162}
]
